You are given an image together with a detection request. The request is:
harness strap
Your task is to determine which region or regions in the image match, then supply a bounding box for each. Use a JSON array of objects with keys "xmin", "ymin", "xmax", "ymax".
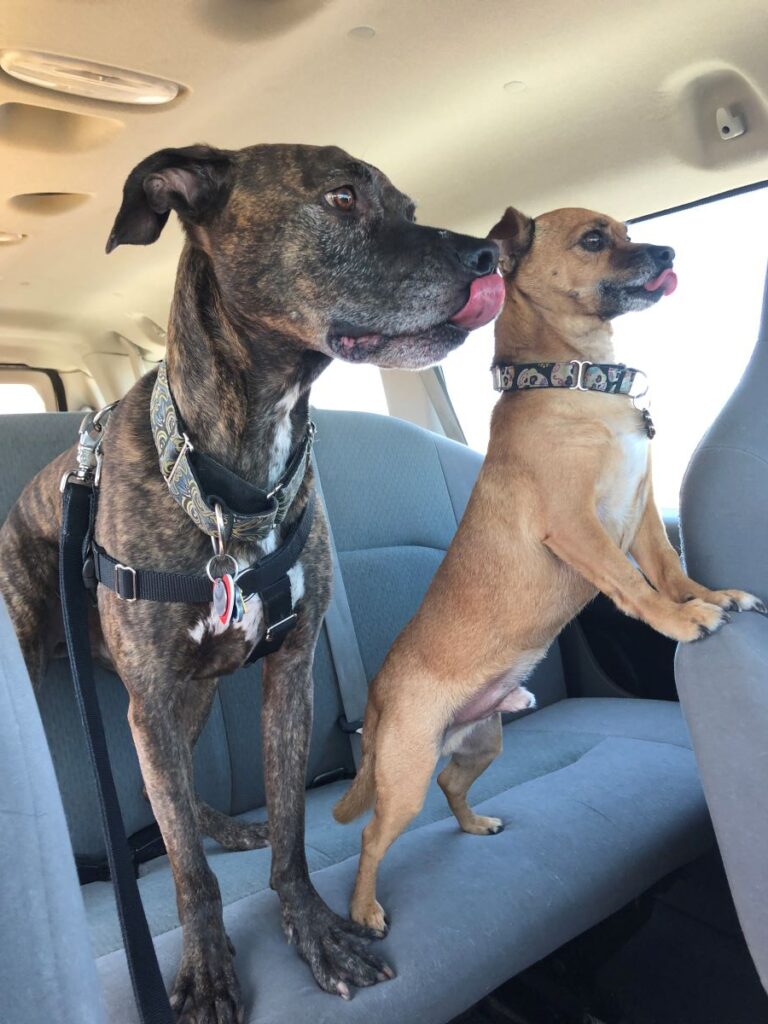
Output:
[
  {"xmin": 90, "ymin": 491, "xmax": 315, "ymax": 608},
  {"xmin": 60, "ymin": 479, "xmax": 174, "ymax": 1024}
]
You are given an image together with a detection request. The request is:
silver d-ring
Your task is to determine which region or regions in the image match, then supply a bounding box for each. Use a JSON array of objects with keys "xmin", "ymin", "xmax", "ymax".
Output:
[
  {"xmin": 629, "ymin": 370, "xmax": 649, "ymax": 401},
  {"xmin": 206, "ymin": 553, "xmax": 238, "ymax": 582}
]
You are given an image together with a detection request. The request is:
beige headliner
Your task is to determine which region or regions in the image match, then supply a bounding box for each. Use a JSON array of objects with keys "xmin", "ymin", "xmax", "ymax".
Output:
[{"xmin": 1, "ymin": 0, "xmax": 767, "ymax": 382}]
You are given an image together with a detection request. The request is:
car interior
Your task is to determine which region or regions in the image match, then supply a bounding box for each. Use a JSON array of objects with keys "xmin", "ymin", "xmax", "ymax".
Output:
[{"xmin": 1, "ymin": 2, "xmax": 767, "ymax": 1023}]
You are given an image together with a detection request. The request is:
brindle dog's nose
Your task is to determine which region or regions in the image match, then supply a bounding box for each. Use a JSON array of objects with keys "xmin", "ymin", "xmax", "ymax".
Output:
[
  {"xmin": 455, "ymin": 237, "xmax": 500, "ymax": 277},
  {"xmin": 644, "ymin": 243, "xmax": 675, "ymax": 269}
]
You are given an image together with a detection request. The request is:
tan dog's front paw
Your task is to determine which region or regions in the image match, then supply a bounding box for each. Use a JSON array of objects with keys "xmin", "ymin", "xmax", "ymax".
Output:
[
  {"xmin": 350, "ymin": 898, "xmax": 389, "ymax": 938},
  {"xmin": 704, "ymin": 589, "xmax": 767, "ymax": 615},
  {"xmin": 666, "ymin": 598, "xmax": 730, "ymax": 643},
  {"xmin": 461, "ymin": 814, "xmax": 504, "ymax": 836}
]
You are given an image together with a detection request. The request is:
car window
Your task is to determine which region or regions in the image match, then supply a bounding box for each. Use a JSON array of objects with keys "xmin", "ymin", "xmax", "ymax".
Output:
[
  {"xmin": 0, "ymin": 380, "xmax": 47, "ymax": 413},
  {"xmin": 310, "ymin": 359, "xmax": 388, "ymax": 415},
  {"xmin": 442, "ymin": 184, "xmax": 768, "ymax": 510}
]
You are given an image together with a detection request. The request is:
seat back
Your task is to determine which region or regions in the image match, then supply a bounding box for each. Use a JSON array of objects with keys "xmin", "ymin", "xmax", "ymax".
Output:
[
  {"xmin": 677, "ymin": 263, "xmax": 768, "ymax": 989},
  {"xmin": 0, "ymin": 592, "xmax": 106, "ymax": 1024},
  {"xmin": 0, "ymin": 407, "xmax": 567, "ymax": 862}
]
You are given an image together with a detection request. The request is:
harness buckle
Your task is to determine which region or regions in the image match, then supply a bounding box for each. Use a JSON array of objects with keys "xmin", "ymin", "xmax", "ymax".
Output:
[
  {"xmin": 568, "ymin": 360, "xmax": 592, "ymax": 391},
  {"xmin": 264, "ymin": 612, "xmax": 298, "ymax": 644},
  {"xmin": 114, "ymin": 564, "xmax": 137, "ymax": 602}
]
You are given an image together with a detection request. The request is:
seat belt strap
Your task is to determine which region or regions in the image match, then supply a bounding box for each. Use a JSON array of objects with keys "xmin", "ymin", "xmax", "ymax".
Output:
[
  {"xmin": 312, "ymin": 456, "xmax": 368, "ymax": 767},
  {"xmin": 60, "ymin": 479, "xmax": 174, "ymax": 1024}
]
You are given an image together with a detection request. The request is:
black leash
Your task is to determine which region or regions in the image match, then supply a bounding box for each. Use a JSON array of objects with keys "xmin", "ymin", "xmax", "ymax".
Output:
[{"xmin": 60, "ymin": 478, "xmax": 174, "ymax": 1024}]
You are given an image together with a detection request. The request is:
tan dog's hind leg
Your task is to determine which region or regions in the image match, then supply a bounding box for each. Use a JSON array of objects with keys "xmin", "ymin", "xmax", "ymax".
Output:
[
  {"xmin": 350, "ymin": 716, "xmax": 439, "ymax": 936},
  {"xmin": 543, "ymin": 511, "xmax": 729, "ymax": 642},
  {"xmin": 438, "ymin": 714, "xmax": 504, "ymax": 836},
  {"xmin": 630, "ymin": 492, "xmax": 766, "ymax": 615}
]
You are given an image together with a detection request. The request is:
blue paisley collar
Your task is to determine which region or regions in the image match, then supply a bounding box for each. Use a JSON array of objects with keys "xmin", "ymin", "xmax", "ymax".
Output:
[{"xmin": 149, "ymin": 360, "xmax": 314, "ymax": 542}]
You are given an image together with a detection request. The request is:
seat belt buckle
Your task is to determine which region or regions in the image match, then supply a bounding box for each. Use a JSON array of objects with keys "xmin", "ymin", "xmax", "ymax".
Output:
[
  {"xmin": 114, "ymin": 564, "xmax": 137, "ymax": 602},
  {"xmin": 338, "ymin": 714, "xmax": 363, "ymax": 735}
]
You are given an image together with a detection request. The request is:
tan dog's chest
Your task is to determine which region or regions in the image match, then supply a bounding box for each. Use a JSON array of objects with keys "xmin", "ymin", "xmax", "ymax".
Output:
[{"xmin": 595, "ymin": 422, "xmax": 650, "ymax": 550}]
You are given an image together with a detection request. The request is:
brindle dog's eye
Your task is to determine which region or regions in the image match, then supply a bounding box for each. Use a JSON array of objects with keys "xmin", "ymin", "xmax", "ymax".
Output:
[
  {"xmin": 580, "ymin": 230, "xmax": 606, "ymax": 252},
  {"xmin": 325, "ymin": 186, "xmax": 356, "ymax": 212}
]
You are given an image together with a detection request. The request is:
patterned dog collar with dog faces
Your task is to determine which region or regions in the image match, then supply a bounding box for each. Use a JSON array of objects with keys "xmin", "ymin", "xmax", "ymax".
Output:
[
  {"xmin": 491, "ymin": 360, "xmax": 648, "ymax": 398},
  {"xmin": 150, "ymin": 360, "xmax": 315, "ymax": 542}
]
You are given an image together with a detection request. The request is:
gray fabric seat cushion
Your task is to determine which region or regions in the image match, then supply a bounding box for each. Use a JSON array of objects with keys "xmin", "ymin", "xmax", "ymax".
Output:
[
  {"xmin": 0, "ymin": 596, "xmax": 106, "ymax": 1024},
  {"xmin": 91, "ymin": 697, "xmax": 712, "ymax": 1023}
]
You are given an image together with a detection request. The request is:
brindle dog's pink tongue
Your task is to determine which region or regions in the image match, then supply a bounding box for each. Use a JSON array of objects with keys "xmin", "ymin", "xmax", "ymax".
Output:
[
  {"xmin": 450, "ymin": 274, "xmax": 506, "ymax": 330},
  {"xmin": 644, "ymin": 268, "xmax": 678, "ymax": 296}
]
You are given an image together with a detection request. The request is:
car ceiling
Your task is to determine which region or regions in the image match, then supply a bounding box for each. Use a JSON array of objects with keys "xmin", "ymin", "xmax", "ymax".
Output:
[{"xmin": 1, "ymin": 0, "xmax": 767, "ymax": 376}]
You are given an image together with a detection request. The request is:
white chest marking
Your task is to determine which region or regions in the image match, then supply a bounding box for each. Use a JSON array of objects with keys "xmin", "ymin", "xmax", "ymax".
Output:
[
  {"xmin": 267, "ymin": 385, "xmax": 299, "ymax": 489},
  {"xmin": 188, "ymin": 545, "xmax": 306, "ymax": 647},
  {"xmin": 596, "ymin": 431, "xmax": 649, "ymax": 548}
]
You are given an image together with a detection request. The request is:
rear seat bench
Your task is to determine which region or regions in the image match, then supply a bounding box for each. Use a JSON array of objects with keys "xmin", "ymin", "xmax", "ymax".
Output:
[{"xmin": 0, "ymin": 409, "xmax": 713, "ymax": 1024}]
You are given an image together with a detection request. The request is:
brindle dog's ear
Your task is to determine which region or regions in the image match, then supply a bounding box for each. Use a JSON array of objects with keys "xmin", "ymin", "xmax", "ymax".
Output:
[
  {"xmin": 487, "ymin": 207, "xmax": 535, "ymax": 277},
  {"xmin": 106, "ymin": 144, "xmax": 234, "ymax": 252}
]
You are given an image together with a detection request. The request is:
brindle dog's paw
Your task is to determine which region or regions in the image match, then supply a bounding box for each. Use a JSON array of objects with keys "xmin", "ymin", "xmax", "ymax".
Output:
[
  {"xmin": 171, "ymin": 934, "xmax": 243, "ymax": 1024},
  {"xmin": 284, "ymin": 896, "xmax": 394, "ymax": 997},
  {"xmin": 196, "ymin": 803, "xmax": 270, "ymax": 851},
  {"xmin": 211, "ymin": 819, "xmax": 270, "ymax": 852}
]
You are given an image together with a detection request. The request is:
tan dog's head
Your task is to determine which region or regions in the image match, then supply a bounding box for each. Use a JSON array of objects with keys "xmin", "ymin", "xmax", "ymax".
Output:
[{"xmin": 488, "ymin": 206, "xmax": 677, "ymax": 321}]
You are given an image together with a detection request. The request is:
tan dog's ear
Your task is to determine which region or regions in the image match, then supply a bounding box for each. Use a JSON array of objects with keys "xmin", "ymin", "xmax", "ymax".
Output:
[{"xmin": 487, "ymin": 207, "xmax": 534, "ymax": 277}]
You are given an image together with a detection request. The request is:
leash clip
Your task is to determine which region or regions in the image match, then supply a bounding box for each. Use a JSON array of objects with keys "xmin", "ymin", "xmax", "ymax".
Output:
[{"xmin": 60, "ymin": 407, "xmax": 113, "ymax": 491}]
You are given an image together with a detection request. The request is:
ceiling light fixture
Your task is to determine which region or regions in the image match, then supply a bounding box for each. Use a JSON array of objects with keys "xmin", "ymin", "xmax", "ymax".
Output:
[
  {"xmin": 0, "ymin": 231, "xmax": 25, "ymax": 244},
  {"xmin": 347, "ymin": 26, "xmax": 376, "ymax": 40},
  {"xmin": 0, "ymin": 50, "xmax": 180, "ymax": 105},
  {"xmin": 502, "ymin": 80, "xmax": 527, "ymax": 94}
]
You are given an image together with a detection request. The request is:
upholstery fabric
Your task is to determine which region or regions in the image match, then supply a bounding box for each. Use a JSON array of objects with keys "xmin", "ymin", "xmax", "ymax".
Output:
[
  {"xmin": 0, "ymin": 595, "xmax": 106, "ymax": 1024},
  {"xmin": 677, "ymin": 264, "xmax": 768, "ymax": 992}
]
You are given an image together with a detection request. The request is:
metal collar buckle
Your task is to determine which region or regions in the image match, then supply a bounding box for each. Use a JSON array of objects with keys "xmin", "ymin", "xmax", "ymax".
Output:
[
  {"xmin": 114, "ymin": 564, "xmax": 137, "ymax": 602},
  {"xmin": 568, "ymin": 360, "xmax": 592, "ymax": 391},
  {"xmin": 167, "ymin": 432, "xmax": 194, "ymax": 485},
  {"xmin": 491, "ymin": 365, "xmax": 504, "ymax": 392}
]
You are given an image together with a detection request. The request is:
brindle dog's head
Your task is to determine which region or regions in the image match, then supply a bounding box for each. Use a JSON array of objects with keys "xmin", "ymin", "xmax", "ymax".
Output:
[
  {"xmin": 488, "ymin": 206, "xmax": 676, "ymax": 321},
  {"xmin": 108, "ymin": 143, "xmax": 504, "ymax": 368}
]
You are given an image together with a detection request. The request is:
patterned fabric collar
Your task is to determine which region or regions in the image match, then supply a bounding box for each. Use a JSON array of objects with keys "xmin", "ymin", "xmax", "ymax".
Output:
[
  {"xmin": 150, "ymin": 361, "xmax": 314, "ymax": 542},
  {"xmin": 492, "ymin": 360, "xmax": 647, "ymax": 397}
]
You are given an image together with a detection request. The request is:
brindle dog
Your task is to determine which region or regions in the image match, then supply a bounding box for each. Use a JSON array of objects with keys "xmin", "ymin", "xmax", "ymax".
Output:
[{"xmin": 0, "ymin": 143, "xmax": 502, "ymax": 1022}]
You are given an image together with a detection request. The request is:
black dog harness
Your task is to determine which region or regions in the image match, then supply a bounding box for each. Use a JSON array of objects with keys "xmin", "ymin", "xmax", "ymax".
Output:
[
  {"xmin": 71, "ymin": 364, "xmax": 315, "ymax": 660},
  {"xmin": 492, "ymin": 359, "xmax": 656, "ymax": 438}
]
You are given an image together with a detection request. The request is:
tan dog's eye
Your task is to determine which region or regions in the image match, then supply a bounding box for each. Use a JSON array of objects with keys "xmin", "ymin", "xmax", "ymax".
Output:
[
  {"xmin": 580, "ymin": 229, "xmax": 606, "ymax": 252},
  {"xmin": 325, "ymin": 186, "xmax": 356, "ymax": 212}
]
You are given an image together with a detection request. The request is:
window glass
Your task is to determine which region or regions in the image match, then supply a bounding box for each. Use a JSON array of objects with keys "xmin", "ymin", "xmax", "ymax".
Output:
[
  {"xmin": 0, "ymin": 381, "xmax": 47, "ymax": 414},
  {"xmin": 310, "ymin": 359, "xmax": 388, "ymax": 415},
  {"xmin": 443, "ymin": 186, "xmax": 768, "ymax": 510}
]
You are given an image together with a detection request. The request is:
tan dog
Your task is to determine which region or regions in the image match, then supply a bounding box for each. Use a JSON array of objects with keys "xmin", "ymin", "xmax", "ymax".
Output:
[{"xmin": 333, "ymin": 205, "xmax": 765, "ymax": 934}]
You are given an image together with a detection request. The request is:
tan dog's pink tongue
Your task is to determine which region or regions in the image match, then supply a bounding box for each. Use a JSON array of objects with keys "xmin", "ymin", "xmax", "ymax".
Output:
[
  {"xmin": 450, "ymin": 274, "xmax": 506, "ymax": 329},
  {"xmin": 644, "ymin": 268, "xmax": 678, "ymax": 296}
]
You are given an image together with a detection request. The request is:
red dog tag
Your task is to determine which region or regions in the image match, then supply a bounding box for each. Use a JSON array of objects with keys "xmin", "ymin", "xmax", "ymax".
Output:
[{"xmin": 212, "ymin": 574, "xmax": 236, "ymax": 627}]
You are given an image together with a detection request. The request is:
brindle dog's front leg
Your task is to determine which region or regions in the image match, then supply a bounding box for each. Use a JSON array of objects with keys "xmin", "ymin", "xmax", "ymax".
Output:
[
  {"xmin": 261, "ymin": 621, "xmax": 394, "ymax": 997},
  {"xmin": 126, "ymin": 676, "xmax": 243, "ymax": 1024}
]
